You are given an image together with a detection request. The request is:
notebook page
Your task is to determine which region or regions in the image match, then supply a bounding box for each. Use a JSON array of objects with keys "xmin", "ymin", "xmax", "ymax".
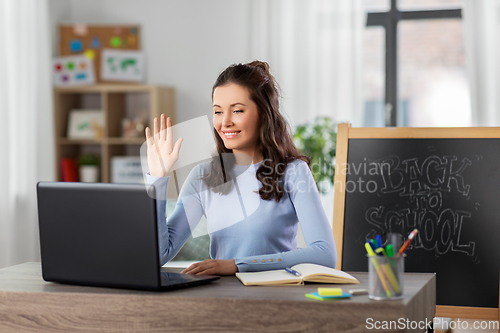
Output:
[
  {"xmin": 291, "ymin": 263, "xmax": 358, "ymax": 281},
  {"xmin": 236, "ymin": 269, "xmax": 302, "ymax": 284}
]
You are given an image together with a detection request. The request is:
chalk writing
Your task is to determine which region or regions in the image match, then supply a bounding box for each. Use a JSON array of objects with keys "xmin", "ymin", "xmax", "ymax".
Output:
[
  {"xmin": 364, "ymin": 155, "xmax": 476, "ymax": 257},
  {"xmin": 378, "ymin": 155, "xmax": 471, "ymax": 196}
]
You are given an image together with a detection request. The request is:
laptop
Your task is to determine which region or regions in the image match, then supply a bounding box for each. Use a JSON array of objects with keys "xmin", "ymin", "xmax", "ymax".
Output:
[{"xmin": 36, "ymin": 181, "xmax": 219, "ymax": 291}]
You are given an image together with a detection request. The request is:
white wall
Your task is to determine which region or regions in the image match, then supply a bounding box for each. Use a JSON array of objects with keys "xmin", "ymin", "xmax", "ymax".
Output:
[
  {"xmin": 49, "ymin": 0, "xmax": 253, "ymax": 122},
  {"xmin": 48, "ymin": 0, "xmax": 71, "ymax": 55}
]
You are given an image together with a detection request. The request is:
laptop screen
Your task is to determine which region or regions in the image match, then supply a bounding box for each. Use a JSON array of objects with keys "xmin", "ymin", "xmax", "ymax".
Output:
[{"xmin": 37, "ymin": 182, "xmax": 161, "ymax": 290}]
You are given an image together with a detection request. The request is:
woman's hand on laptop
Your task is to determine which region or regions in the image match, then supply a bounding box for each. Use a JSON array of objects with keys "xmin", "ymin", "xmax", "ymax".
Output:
[
  {"xmin": 180, "ymin": 259, "xmax": 238, "ymax": 276},
  {"xmin": 145, "ymin": 114, "xmax": 183, "ymax": 177}
]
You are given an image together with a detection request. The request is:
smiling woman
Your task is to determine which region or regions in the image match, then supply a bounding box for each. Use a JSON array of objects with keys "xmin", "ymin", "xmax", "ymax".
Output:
[
  {"xmin": 201, "ymin": 61, "xmax": 311, "ymax": 202},
  {"xmin": 212, "ymin": 84, "xmax": 261, "ymax": 161},
  {"xmin": 145, "ymin": 61, "xmax": 337, "ymax": 276}
]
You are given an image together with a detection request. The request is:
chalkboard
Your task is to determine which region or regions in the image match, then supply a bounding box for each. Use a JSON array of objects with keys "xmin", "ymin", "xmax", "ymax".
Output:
[{"xmin": 332, "ymin": 125, "xmax": 500, "ymax": 316}]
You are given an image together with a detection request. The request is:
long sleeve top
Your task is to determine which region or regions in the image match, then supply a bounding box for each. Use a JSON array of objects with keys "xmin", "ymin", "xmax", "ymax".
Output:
[{"xmin": 146, "ymin": 159, "xmax": 337, "ymax": 272}]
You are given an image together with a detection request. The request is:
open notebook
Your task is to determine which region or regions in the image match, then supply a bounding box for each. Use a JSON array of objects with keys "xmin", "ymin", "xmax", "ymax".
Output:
[{"xmin": 235, "ymin": 263, "xmax": 359, "ymax": 286}]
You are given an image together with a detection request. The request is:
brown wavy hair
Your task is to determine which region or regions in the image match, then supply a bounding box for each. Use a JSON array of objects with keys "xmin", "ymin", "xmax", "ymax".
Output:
[{"xmin": 201, "ymin": 60, "xmax": 310, "ymax": 202}]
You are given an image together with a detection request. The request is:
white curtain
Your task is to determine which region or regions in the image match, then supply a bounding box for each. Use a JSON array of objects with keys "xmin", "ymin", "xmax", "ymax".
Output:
[
  {"xmin": 249, "ymin": 0, "xmax": 365, "ymax": 245},
  {"xmin": 0, "ymin": 0, "xmax": 54, "ymax": 268},
  {"xmin": 250, "ymin": 0, "xmax": 366, "ymax": 128},
  {"xmin": 461, "ymin": 0, "xmax": 500, "ymax": 126}
]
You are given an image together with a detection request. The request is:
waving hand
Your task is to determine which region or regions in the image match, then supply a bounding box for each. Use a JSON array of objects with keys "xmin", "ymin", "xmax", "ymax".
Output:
[{"xmin": 145, "ymin": 114, "xmax": 183, "ymax": 177}]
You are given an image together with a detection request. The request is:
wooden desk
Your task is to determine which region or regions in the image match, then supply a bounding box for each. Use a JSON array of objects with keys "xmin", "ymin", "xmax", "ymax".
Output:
[{"xmin": 0, "ymin": 262, "xmax": 435, "ymax": 332}]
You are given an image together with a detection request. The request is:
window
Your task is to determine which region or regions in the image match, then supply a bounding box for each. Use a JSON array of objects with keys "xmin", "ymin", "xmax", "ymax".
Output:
[{"xmin": 363, "ymin": 0, "xmax": 470, "ymax": 127}]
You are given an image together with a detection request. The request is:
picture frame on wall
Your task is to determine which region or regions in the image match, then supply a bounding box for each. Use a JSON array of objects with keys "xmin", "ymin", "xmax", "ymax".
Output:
[
  {"xmin": 101, "ymin": 49, "xmax": 145, "ymax": 82},
  {"xmin": 53, "ymin": 55, "xmax": 96, "ymax": 86},
  {"xmin": 67, "ymin": 110, "xmax": 104, "ymax": 139}
]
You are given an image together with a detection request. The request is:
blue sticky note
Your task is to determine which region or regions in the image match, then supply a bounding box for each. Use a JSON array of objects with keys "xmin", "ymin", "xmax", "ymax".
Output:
[
  {"xmin": 75, "ymin": 73, "xmax": 87, "ymax": 80},
  {"xmin": 90, "ymin": 36, "xmax": 101, "ymax": 49},
  {"xmin": 70, "ymin": 39, "xmax": 83, "ymax": 53}
]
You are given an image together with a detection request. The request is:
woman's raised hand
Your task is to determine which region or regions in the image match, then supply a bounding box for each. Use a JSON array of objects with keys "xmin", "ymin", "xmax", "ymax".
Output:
[{"xmin": 145, "ymin": 114, "xmax": 183, "ymax": 177}]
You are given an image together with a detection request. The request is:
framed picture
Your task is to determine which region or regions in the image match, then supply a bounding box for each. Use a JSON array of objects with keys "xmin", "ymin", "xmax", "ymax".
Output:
[
  {"xmin": 101, "ymin": 49, "xmax": 145, "ymax": 82},
  {"xmin": 53, "ymin": 55, "xmax": 96, "ymax": 86},
  {"xmin": 67, "ymin": 110, "xmax": 104, "ymax": 139},
  {"xmin": 111, "ymin": 156, "xmax": 144, "ymax": 184}
]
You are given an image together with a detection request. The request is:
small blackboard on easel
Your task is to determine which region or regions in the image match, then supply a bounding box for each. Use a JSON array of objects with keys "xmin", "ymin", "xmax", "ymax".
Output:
[{"xmin": 332, "ymin": 124, "xmax": 500, "ymax": 321}]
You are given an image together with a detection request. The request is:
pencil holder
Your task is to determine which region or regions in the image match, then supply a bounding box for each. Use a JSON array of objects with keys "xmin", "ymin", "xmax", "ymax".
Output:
[{"xmin": 367, "ymin": 254, "xmax": 405, "ymax": 300}]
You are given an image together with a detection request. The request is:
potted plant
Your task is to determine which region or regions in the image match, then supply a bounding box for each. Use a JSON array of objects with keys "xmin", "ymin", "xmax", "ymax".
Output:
[
  {"xmin": 293, "ymin": 116, "xmax": 337, "ymax": 194},
  {"xmin": 78, "ymin": 153, "xmax": 100, "ymax": 182}
]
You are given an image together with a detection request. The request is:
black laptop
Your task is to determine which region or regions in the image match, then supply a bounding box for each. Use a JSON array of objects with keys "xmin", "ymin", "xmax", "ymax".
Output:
[{"xmin": 36, "ymin": 181, "xmax": 219, "ymax": 291}]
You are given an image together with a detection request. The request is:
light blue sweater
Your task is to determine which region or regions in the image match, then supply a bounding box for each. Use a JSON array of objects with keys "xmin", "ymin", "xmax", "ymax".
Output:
[{"xmin": 146, "ymin": 159, "xmax": 337, "ymax": 272}]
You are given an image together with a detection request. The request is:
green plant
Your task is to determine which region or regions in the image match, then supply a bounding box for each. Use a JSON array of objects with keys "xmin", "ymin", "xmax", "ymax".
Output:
[
  {"xmin": 78, "ymin": 153, "xmax": 100, "ymax": 166},
  {"xmin": 293, "ymin": 117, "xmax": 337, "ymax": 193}
]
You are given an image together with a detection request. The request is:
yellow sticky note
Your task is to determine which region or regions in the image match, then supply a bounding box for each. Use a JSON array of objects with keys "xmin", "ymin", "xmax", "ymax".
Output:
[
  {"xmin": 84, "ymin": 49, "xmax": 95, "ymax": 60},
  {"xmin": 318, "ymin": 288, "xmax": 342, "ymax": 296}
]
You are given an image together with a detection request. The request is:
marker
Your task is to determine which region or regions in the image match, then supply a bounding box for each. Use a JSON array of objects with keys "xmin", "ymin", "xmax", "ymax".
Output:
[
  {"xmin": 285, "ymin": 267, "xmax": 301, "ymax": 277},
  {"xmin": 372, "ymin": 244, "xmax": 401, "ymax": 294},
  {"xmin": 375, "ymin": 247, "xmax": 386, "ymax": 256},
  {"xmin": 386, "ymin": 244, "xmax": 395, "ymax": 257},
  {"xmin": 368, "ymin": 240, "xmax": 378, "ymax": 253},
  {"xmin": 376, "ymin": 235, "xmax": 382, "ymax": 248},
  {"xmin": 385, "ymin": 243, "xmax": 401, "ymax": 288},
  {"xmin": 381, "ymin": 262, "xmax": 401, "ymax": 294},
  {"xmin": 399, "ymin": 229, "xmax": 419, "ymax": 255},
  {"xmin": 365, "ymin": 242, "xmax": 392, "ymax": 297},
  {"xmin": 388, "ymin": 233, "xmax": 403, "ymax": 249}
]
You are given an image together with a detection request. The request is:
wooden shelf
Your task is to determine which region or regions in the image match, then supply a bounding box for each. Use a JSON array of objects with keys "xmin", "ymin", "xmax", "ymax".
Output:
[
  {"xmin": 57, "ymin": 137, "xmax": 146, "ymax": 145},
  {"xmin": 55, "ymin": 84, "xmax": 161, "ymax": 93},
  {"xmin": 54, "ymin": 84, "xmax": 176, "ymax": 183},
  {"xmin": 58, "ymin": 138, "xmax": 102, "ymax": 145},
  {"xmin": 106, "ymin": 137, "xmax": 146, "ymax": 145}
]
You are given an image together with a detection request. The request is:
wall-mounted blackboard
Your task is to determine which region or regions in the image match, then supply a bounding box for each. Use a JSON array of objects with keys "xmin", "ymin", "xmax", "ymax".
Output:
[{"xmin": 332, "ymin": 125, "xmax": 500, "ymax": 319}]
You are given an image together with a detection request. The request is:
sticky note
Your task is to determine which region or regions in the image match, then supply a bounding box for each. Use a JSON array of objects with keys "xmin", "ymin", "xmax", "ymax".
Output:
[
  {"xmin": 84, "ymin": 49, "xmax": 95, "ymax": 60},
  {"xmin": 110, "ymin": 36, "xmax": 122, "ymax": 47},
  {"xmin": 69, "ymin": 39, "xmax": 83, "ymax": 53},
  {"xmin": 127, "ymin": 35, "xmax": 136, "ymax": 45},
  {"xmin": 318, "ymin": 288, "xmax": 343, "ymax": 296},
  {"xmin": 114, "ymin": 27, "xmax": 123, "ymax": 34},
  {"xmin": 130, "ymin": 27, "xmax": 137, "ymax": 35},
  {"xmin": 305, "ymin": 292, "xmax": 352, "ymax": 301},
  {"xmin": 75, "ymin": 73, "xmax": 87, "ymax": 80},
  {"xmin": 73, "ymin": 24, "xmax": 88, "ymax": 36},
  {"xmin": 90, "ymin": 36, "xmax": 101, "ymax": 49}
]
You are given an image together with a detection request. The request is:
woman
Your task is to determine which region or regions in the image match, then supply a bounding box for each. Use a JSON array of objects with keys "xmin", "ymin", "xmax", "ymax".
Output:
[{"xmin": 145, "ymin": 61, "xmax": 336, "ymax": 276}]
